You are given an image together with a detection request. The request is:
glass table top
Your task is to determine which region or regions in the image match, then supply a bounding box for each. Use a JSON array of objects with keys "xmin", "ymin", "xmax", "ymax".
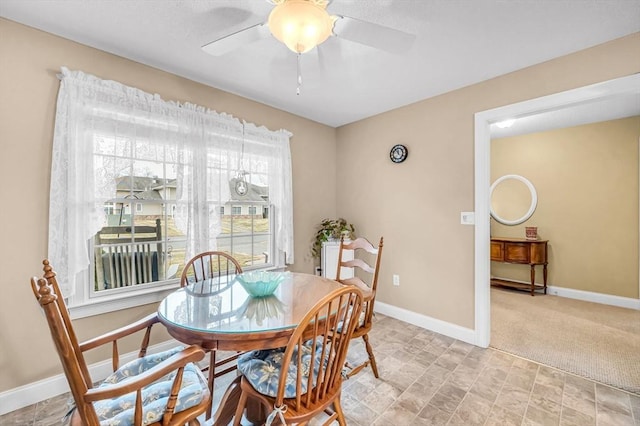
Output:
[{"xmin": 158, "ymin": 272, "xmax": 344, "ymax": 335}]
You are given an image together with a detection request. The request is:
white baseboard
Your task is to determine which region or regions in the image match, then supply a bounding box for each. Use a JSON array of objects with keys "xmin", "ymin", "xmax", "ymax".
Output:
[
  {"xmin": 491, "ymin": 276, "xmax": 640, "ymax": 310},
  {"xmin": 374, "ymin": 301, "xmax": 476, "ymax": 345},
  {"xmin": 374, "ymin": 284, "xmax": 639, "ymax": 351},
  {"xmin": 546, "ymin": 285, "xmax": 640, "ymax": 310},
  {"xmin": 0, "ymin": 340, "xmax": 179, "ymax": 416}
]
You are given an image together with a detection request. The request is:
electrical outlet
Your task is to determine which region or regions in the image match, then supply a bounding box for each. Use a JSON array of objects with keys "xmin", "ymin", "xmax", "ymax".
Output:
[{"xmin": 393, "ymin": 274, "xmax": 400, "ymax": 286}]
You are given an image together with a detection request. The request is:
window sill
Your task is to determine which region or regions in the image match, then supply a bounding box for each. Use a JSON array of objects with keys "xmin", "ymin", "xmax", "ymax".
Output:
[{"xmin": 68, "ymin": 282, "xmax": 180, "ymax": 319}]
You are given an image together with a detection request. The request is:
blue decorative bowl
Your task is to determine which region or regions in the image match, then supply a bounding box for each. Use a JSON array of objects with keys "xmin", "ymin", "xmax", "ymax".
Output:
[{"xmin": 236, "ymin": 271, "xmax": 287, "ymax": 298}]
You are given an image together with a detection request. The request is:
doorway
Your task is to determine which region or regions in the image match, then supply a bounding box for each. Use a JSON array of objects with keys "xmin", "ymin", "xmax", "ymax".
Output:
[{"xmin": 472, "ymin": 73, "xmax": 640, "ymax": 348}]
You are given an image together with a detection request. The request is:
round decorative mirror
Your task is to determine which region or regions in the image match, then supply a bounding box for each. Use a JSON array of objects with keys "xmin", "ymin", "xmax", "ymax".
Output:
[{"xmin": 490, "ymin": 174, "xmax": 537, "ymax": 225}]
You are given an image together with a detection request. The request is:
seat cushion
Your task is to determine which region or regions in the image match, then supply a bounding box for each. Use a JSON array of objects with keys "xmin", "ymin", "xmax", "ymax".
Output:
[
  {"xmin": 93, "ymin": 347, "xmax": 206, "ymax": 426},
  {"xmin": 337, "ymin": 306, "xmax": 366, "ymax": 333},
  {"xmin": 237, "ymin": 339, "xmax": 328, "ymax": 399}
]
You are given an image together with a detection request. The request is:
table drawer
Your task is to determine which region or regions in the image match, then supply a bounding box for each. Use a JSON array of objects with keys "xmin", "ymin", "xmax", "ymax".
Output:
[
  {"xmin": 504, "ymin": 242, "xmax": 530, "ymax": 263},
  {"xmin": 490, "ymin": 241, "xmax": 504, "ymax": 261}
]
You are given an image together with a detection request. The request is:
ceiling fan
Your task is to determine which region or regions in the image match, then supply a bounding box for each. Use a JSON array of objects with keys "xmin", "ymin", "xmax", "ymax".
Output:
[{"xmin": 201, "ymin": 0, "xmax": 416, "ymax": 57}]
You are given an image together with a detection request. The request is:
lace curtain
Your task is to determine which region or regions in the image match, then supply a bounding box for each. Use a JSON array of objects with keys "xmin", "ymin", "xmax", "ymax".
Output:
[{"xmin": 50, "ymin": 67, "xmax": 293, "ymax": 296}]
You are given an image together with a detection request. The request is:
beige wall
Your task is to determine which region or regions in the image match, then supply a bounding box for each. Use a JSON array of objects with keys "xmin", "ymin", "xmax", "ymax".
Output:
[
  {"xmin": 336, "ymin": 33, "xmax": 640, "ymax": 328},
  {"xmin": 0, "ymin": 18, "xmax": 337, "ymax": 392},
  {"xmin": 491, "ymin": 117, "xmax": 640, "ymax": 298},
  {"xmin": 1, "ymin": 15, "xmax": 639, "ymax": 395}
]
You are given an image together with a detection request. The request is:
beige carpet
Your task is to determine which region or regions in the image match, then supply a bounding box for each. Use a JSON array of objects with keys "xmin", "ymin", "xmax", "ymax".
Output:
[{"xmin": 490, "ymin": 287, "xmax": 640, "ymax": 395}]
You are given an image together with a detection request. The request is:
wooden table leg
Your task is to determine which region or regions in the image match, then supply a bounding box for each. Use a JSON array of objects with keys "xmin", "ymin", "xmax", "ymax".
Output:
[
  {"xmin": 530, "ymin": 264, "xmax": 535, "ymax": 296},
  {"xmin": 210, "ymin": 376, "xmax": 267, "ymax": 425},
  {"xmin": 246, "ymin": 397, "xmax": 266, "ymax": 424},
  {"xmin": 211, "ymin": 376, "xmax": 242, "ymax": 426},
  {"xmin": 206, "ymin": 351, "xmax": 216, "ymax": 419},
  {"xmin": 543, "ymin": 263, "xmax": 548, "ymax": 294}
]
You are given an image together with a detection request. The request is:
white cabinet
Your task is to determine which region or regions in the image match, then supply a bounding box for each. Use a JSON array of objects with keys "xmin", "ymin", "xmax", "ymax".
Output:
[{"xmin": 321, "ymin": 240, "xmax": 354, "ymax": 280}]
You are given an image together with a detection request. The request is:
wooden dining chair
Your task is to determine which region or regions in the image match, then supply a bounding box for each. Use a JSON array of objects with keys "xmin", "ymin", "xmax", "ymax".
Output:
[
  {"xmin": 180, "ymin": 251, "xmax": 243, "ymax": 287},
  {"xmin": 336, "ymin": 236, "xmax": 384, "ymax": 379},
  {"xmin": 30, "ymin": 260, "xmax": 211, "ymax": 426},
  {"xmin": 232, "ymin": 286, "xmax": 364, "ymax": 426},
  {"xmin": 180, "ymin": 251, "xmax": 243, "ymax": 416}
]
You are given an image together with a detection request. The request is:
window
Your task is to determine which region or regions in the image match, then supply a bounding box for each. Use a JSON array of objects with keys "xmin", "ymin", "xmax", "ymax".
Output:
[
  {"xmin": 49, "ymin": 68, "xmax": 293, "ymax": 317},
  {"xmin": 90, "ymin": 145, "xmax": 183, "ymax": 295},
  {"xmin": 219, "ymin": 203, "xmax": 272, "ymax": 268}
]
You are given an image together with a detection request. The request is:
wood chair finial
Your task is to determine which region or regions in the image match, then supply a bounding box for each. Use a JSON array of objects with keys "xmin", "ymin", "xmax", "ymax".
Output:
[
  {"xmin": 42, "ymin": 259, "xmax": 56, "ymax": 281},
  {"xmin": 31, "ymin": 276, "xmax": 56, "ymax": 305}
]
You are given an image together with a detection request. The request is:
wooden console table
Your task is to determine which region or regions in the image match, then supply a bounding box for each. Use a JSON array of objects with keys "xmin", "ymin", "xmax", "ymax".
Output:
[{"xmin": 490, "ymin": 237, "xmax": 548, "ymax": 296}]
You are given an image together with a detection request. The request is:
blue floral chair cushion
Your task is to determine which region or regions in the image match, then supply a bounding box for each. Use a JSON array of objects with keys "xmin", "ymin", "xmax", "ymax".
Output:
[
  {"xmin": 92, "ymin": 346, "xmax": 207, "ymax": 426},
  {"xmin": 237, "ymin": 339, "xmax": 328, "ymax": 398},
  {"xmin": 336, "ymin": 306, "xmax": 366, "ymax": 333}
]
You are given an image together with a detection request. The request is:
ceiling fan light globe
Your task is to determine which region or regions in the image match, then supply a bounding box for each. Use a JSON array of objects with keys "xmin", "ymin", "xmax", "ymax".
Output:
[{"xmin": 268, "ymin": 0, "xmax": 334, "ymax": 54}]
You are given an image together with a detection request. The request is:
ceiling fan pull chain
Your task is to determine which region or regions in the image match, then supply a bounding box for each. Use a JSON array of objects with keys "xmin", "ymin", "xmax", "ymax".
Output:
[{"xmin": 296, "ymin": 53, "xmax": 302, "ymax": 96}]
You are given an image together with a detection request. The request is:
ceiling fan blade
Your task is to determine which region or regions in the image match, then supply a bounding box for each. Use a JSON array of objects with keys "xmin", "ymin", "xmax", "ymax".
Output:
[
  {"xmin": 202, "ymin": 23, "xmax": 270, "ymax": 56},
  {"xmin": 332, "ymin": 15, "xmax": 416, "ymax": 54}
]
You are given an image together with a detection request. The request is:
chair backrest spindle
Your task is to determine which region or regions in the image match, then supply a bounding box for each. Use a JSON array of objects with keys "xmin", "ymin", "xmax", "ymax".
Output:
[{"xmin": 180, "ymin": 251, "xmax": 243, "ymax": 288}]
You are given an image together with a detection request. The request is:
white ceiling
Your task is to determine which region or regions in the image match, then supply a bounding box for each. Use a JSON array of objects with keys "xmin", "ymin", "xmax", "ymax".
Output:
[{"xmin": 1, "ymin": 0, "xmax": 639, "ymax": 128}]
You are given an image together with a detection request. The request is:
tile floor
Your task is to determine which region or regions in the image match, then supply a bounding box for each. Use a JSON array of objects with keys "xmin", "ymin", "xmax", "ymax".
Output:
[{"xmin": 2, "ymin": 314, "xmax": 639, "ymax": 425}]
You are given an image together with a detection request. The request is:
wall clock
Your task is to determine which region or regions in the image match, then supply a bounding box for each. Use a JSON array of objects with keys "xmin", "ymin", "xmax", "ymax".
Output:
[{"xmin": 390, "ymin": 144, "xmax": 408, "ymax": 163}]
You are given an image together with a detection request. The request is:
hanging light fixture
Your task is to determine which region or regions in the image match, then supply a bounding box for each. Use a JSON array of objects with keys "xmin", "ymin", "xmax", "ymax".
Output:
[
  {"xmin": 268, "ymin": 0, "xmax": 336, "ymax": 54},
  {"xmin": 234, "ymin": 122, "xmax": 249, "ymax": 197}
]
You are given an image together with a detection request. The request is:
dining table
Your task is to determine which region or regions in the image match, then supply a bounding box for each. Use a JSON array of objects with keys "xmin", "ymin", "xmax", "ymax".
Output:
[{"xmin": 157, "ymin": 271, "xmax": 346, "ymax": 425}]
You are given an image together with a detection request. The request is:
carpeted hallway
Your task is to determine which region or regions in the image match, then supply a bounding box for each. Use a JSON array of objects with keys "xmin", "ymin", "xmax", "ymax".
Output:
[{"xmin": 490, "ymin": 286, "xmax": 640, "ymax": 396}]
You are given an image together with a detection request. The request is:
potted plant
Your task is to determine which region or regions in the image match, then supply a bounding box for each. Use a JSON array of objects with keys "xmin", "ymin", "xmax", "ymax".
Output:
[{"xmin": 311, "ymin": 218, "xmax": 355, "ymax": 258}]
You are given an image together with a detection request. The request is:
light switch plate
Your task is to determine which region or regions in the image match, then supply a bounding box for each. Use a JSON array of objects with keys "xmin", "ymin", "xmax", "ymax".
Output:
[{"xmin": 461, "ymin": 212, "xmax": 475, "ymax": 225}]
